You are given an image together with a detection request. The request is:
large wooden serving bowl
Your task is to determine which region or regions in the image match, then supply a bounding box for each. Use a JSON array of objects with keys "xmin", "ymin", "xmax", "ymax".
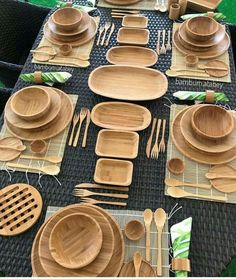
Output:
[
  {"xmin": 49, "ymin": 213, "xmax": 103, "ymax": 269},
  {"xmin": 191, "ymin": 105, "xmax": 234, "ymax": 140}
]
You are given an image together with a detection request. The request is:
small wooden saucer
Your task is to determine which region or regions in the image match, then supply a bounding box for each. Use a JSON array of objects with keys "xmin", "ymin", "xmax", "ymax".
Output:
[
  {"xmin": 119, "ymin": 260, "xmax": 156, "ymax": 277},
  {"xmin": 204, "ymin": 60, "xmax": 229, "ymax": 77},
  {"xmin": 0, "ymin": 137, "xmax": 25, "ymax": 161}
]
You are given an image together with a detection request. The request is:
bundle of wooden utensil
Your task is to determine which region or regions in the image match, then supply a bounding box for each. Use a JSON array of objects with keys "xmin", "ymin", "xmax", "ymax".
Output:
[
  {"xmin": 111, "ymin": 9, "xmax": 140, "ymax": 19},
  {"xmin": 31, "ymin": 204, "xmax": 125, "ymax": 276},
  {"xmin": 97, "ymin": 22, "xmax": 115, "ymax": 46},
  {"xmin": 156, "ymin": 29, "xmax": 172, "ymax": 55}
]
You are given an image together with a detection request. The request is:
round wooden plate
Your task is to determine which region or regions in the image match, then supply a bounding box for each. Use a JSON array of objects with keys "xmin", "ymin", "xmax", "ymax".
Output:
[
  {"xmin": 119, "ymin": 260, "xmax": 156, "ymax": 277},
  {"xmin": 44, "ymin": 17, "xmax": 97, "ymax": 47},
  {"xmin": 32, "ymin": 46, "xmax": 56, "ymax": 62},
  {"xmin": 0, "ymin": 137, "xmax": 24, "ymax": 161},
  {"xmin": 38, "ymin": 204, "xmax": 114, "ymax": 277},
  {"xmin": 180, "ymin": 105, "xmax": 236, "ymax": 154},
  {"xmin": 5, "ymin": 88, "xmax": 73, "ymax": 141},
  {"xmin": 0, "ymin": 184, "xmax": 42, "ymax": 236},
  {"xmin": 5, "ymin": 86, "xmax": 61, "ymax": 130},
  {"xmin": 104, "ymin": 0, "xmax": 141, "ymax": 5},
  {"xmin": 172, "ymin": 107, "xmax": 236, "ymax": 164},
  {"xmin": 204, "ymin": 60, "xmax": 229, "ymax": 77}
]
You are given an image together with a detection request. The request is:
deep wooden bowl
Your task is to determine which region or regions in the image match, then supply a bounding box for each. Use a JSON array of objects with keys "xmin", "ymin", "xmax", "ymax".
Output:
[
  {"xmin": 49, "ymin": 213, "xmax": 103, "ymax": 269},
  {"xmin": 52, "ymin": 7, "xmax": 82, "ymax": 31},
  {"xmin": 30, "ymin": 140, "xmax": 47, "ymax": 154},
  {"xmin": 124, "ymin": 220, "xmax": 145, "ymax": 241},
  {"xmin": 191, "ymin": 105, "xmax": 234, "ymax": 140},
  {"xmin": 186, "ymin": 16, "xmax": 219, "ymax": 42},
  {"xmin": 10, "ymin": 86, "xmax": 50, "ymax": 121},
  {"xmin": 167, "ymin": 158, "xmax": 185, "ymax": 175}
]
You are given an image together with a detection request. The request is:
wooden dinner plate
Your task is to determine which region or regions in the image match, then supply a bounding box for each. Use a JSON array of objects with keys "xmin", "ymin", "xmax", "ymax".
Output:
[
  {"xmin": 91, "ymin": 102, "xmax": 151, "ymax": 131},
  {"xmin": 117, "ymin": 27, "xmax": 150, "ymax": 46},
  {"xmin": 38, "ymin": 205, "xmax": 114, "ymax": 277},
  {"xmin": 171, "ymin": 107, "xmax": 236, "ymax": 164},
  {"xmin": 0, "ymin": 137, "xmax": 24, "ymax": 161},
  {"xmin": 88, "ymin": 65, "xmax": 168, "ymax": 101},
  {"xmin": 119, "ymin": 260, "xmax": 156, "ymax": 277},
  {"xmin": 5, "ymin": 86, "xmax": 61, "ymax": 130},
  {"xmin": 44, "ymin": 16, "xmax": 98, "ymax": 46},
  {"xmin": 104, "ymin": 0, "xmax": 141, "ymax": 5},
  {"xmin": 180, "ymin": 105, "xmax": 236, "ymax": 154},
  {"xmin": 5, "ymin": 88, "xmax": 73, "ymax": 141},
  {"xmin": 106, "ymin": 46, "xmax": 158, "ymax": 67}
]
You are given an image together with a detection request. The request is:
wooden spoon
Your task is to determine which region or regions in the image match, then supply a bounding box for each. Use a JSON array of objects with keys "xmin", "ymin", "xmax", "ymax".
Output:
[
  {"xmin": 31, "ymin": 49, "xmax": 57, "ymax": 56},
  {"xmin": 143, "ymin": 209, "xmax": 153, "ymax": 262},
  {"xmin": 170, "ymin": 66, "xmax": 205, "ymax": 74},
  {"xmin": 133, "ymin": 251, "xmax": 142, "ymax": 277},
  {"xmin": 49, "ymin": 59, "xmax": 90, "ymax": 68},
  {"xmin": 206, "ymin": 173, "xmax": 236, "ymax": 180},
  {"xmin": 154, "ymin": 0, "xmax": 161, "ymax": 11},
  {"xmin": 165, "ymin": 178, "xmax": 211, "ymax": 189},
  {"xmin": 20, "ymin": 155, "xmax": 62, "ymax": 164},
  {"xmin": 154, "ymin": 208, "xmax": 166, "ymax": 277},
  {"xmin": 0, "ymin": 145, "xmax": 26, "ymax": 151},
  {"xmin": 198, "ymin": 64, "xmax": 228, "ymax": 71},
  {"xmin": 6, "ymin": 163, "xmax": 60, "ymax": 175},
  {"xmin": 166, "ymin": 69, "xmax": 210, "ymax": 78},
  {"xmin": 167, "ymin": 187, "xmax": 227, "ymax": 202}
]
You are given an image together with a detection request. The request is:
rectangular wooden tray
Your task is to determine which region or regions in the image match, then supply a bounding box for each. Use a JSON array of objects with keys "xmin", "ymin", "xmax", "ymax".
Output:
[
  {"xmin": 122, "ymin": 15, "xmax": 148, "ymax": 28},
  {"xmin": 117, "ymin": 27, "xmax": 149, "ymax": 46},
  {"xmin": 187, "ymin": 0, "xmax": 222, "ymax": 12}
]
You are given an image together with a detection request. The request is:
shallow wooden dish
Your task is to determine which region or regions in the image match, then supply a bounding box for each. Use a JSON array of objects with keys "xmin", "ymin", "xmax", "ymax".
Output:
[
  {"xmin": 94, "ymin": 158, "xmax": 133, "ymax": 186},
  {"xmin": 0, "ymin": 137, "xmax": 25, "ymax": 161},
  {"xmin": 5, "ymin": 88, "xmax": 74, "ymax": 141},
  {"xmin": 119, "ymin": 260, "xmax": 156, "ymax": 277},
  {"xmin": 122, "ymin": 15, "xmax": 148, "ymax": 28},
  {"xmin": 91, "ymin": 102, "xmax": 151, "ymax": 131},
  {"xmin": 172, "ymin": 107, "xmax": 236, "ymax": 164},
  {"xmin": 51, "ymin": 7, "xmax": 82, "ymax": 31},
  {"xmin": 192, "ymin": 105, "xmax": 234, "ymax": 140},
  {"xmin": 5, "ymin": 86, "xmax": 61, "ymax": 130},
  {"xmin": 104, "ymin": 0, "xmax": 141, "ymax": 5},
  {"xmin": 117, "ymin": 27, "xmax": 149, "ymax": 46},
  {"xmin": 124, "ymin": 220, "xmax": 145, "ymax": 240},
  {"xmin": 178, "ymin": 34, "xmax": 212, "ymax": 53},
  {"xmin": 88, "ymin": 65, "xmax": 168, "ymax": 101},
  {"xmin": 204, "ymin": 60, "xmax": 229, "ymax": 78},
  {"xmin": 49, "ymin": 213, "xmax": 103, "ymax": 269},
  {"xmin": 11, "ymin": 86, "xmax": 50, "ymax": 121},
  {"xmin": 187, "ymin": 0, "xmax": 222, "ymax": 12},
  {"xmin": 38, "ymin": 205, "xmax": 114, "ymax": 276},
  {"xmin": 167, "ymin": 158, "xmax": 185, "ymax": 175},
  {"xmin": 180, "ymin": 106, "xmax": 236, "ymax": 154},
  {"xmin": 96, "ymin": 129, "xmax": 139, "ymax": 159},
  {"xmin": 106, "ymin": 46, "xmax": 157, "ymax": 67}
]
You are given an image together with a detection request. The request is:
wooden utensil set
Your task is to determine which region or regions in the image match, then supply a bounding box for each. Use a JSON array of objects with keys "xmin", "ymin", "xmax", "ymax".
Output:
[
  {"xmin": 97, "ymin": 22, "xmax": 115, "ymax": 46},
  {"xmin": 156, "ymin": 29, "xmax": 172, "ymax": 55},
  {"xmin": 111, "ymin": 9, "xmax": 140, "ymax": 19}
]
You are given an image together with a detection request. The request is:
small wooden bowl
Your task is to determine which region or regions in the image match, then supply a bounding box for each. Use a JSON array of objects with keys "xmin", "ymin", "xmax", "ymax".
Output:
[
  {"xmin": 186, "ymin": 16, "xmax": 219, "ymax": 42},
  {"xmin": 10, "ymin": 86, "xmax": 50, "ymax": 121},
  {"xmin": 49, "ymin": 213, "xmax": 103, "ymax": 269},
  {"xmin": 124, "ymin": 220, "xmax": 145, "ymax": 241},
  {"xmin": 167, "ymin": 158, "xmax": 185, "ymax": 175},
  {"xmin": 59, "ymin": 44, "xmax": 72, "ymax": 56},
  {"xmin": 30, "ymin": 140, "xmax": 47, "ymax": 155},
  {"xmin": 52, "ymin": 7, "xmax": 82, "ymax": 31},
  {"xmin": 184, "ymin": 54, "xmax": 199, "ymax": 67},
  {"xmin": 191, "ymin": 105, "xmax": 234, "ymax": 140}
]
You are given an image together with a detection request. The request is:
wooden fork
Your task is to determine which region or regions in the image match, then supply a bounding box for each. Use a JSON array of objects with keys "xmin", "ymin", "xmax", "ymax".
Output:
[
  {"xmin": 80, "ymin": 197, "xmax": 127, "ymax": 206},
  {"xmin": 159, "ymin": 119, "xmax": 166, "ymax": 153},
  {"xmin": 68, "ymin": 113, "xmax": 79, "ymax": 146},
  {"xmin": 73, "ymin": 189, "xmax": 128, "ymax": 199},
  {"xmin": 151, "ymin": 119, "xmax": 162, "ymax": 160},
  {"xmin": 73, "ymin": 108, "xmax": 87, "ymax": 147},
  {"xmin": 160, "ymin": 29, "xmax": 166, "ymax": 55},
  {"xmin": 101, "ymin": 21, "xmax": 111, "ymax": 46}
]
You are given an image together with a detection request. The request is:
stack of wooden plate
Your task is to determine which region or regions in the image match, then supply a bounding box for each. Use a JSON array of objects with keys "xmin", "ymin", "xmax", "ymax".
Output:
[
  {"xmin": 173, "ymin": 16, "xmax": 230, "ymax": 59},
  {"xmin": 4, "ymin": 86, "xmax": 73, "ymax": 141},
  {"xmin": 43, "ymin": 7, "xmax": 98, "ymax": 47},
  {"xmin": 171, "ymin": 105, "xmax": 236, "ymax": 165},
  {"xmin": 31, "ymin": 204, "xmax": 124, "ymax": 277}
]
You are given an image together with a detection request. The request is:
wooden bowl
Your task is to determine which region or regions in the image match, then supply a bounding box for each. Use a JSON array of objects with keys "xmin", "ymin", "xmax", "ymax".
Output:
[
  {"xmin": 10, "ymin": 86, "xmax": 50, "ymax": 121},
  {"xmin": 30, "ymin": 140, "xmax": 47, "ymax": 154},
  {"xmin": 59, "ymin": 44, "xmax": 72, "ymax": 56},
  {"xmin": 52, "ymin": 7, "xmax": 82, "ymax": 31},
  {"xmin": 191, "ymin": 105, "xmax": 234, "ymax": 140},
  {"xmin": 184, "ymin": 54, "xmax": 199, "ymax": 67},
  {"xmin": 49, "ymin": 213, "xmax": 103, "ymax": 269},
  {"xmin": 167, "ymin": 158, "xmax": 185, "ymax": 175},
  {"xmin": 186, "ymin": 16, "xmax": 219, "ymax": 42},
  {"xmin": 124, "ymin": 220, "xmax": 145, "ymax": 241}
]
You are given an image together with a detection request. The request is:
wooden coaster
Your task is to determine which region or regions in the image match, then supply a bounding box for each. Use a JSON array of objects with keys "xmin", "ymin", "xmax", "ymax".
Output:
[
  {"xmin": 205, "ymin": 60, "xmax": 229, "ymax": 78},
  {"xmin": 0, "ymin": 184, "xmax": 42, "ymax": 236},
  {"xmin": 119, "ymin": 259, "xmax": 156, "ymax": 277}
]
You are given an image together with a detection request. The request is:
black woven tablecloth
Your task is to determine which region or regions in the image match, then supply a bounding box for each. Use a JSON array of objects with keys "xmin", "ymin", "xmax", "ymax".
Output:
[{"xmin": 0, "ymin": 4, "xmax": 236, "ymax": 277}]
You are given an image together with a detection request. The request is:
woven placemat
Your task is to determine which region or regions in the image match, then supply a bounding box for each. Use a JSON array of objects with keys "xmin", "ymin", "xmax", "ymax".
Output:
[
  {"xmin": 165, "ymin": 104, "xmax": 236, "ymax": 204},
  {"xmin": 171, "ymin": 23, "xmax": 231, "ymax": 83},
  {"xmin": 46, "ymin": 206, "xmax": 169, "ymax": 276},
  {"xmin": 0, "ymin": 95, "xmax": 78, "ymax": 175},
  {"xmin": 32, "ymin": 17, "xmax": 100, "ymax": 68}
]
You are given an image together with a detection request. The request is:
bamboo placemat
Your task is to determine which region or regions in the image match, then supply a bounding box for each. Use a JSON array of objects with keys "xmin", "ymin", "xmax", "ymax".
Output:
[
  {"xmin": 0, "ymin": 95, "xmax": 78, "ymax": 175},
  {"xmin": 165, "ymin": 104, "xmax": 236, "ymax": 204},
  {"xmin": 171, "ymin": 23, "xmax": 231, "ymax": 83},
  {"xmin": 46, "ymin": 206, "xmax": 170, "ymax": 276},
  {"xmin": 97, "ymin": 0, "xmax": 167, "ymax": 11},
  {"xmin": 32, "ymin": 17, "xmax": 100, "ymax": 68}
]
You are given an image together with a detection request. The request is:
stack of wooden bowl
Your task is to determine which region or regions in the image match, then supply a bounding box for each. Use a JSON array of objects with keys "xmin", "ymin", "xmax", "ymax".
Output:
[
  {"xmin": 31, "ymin": 204, "xmax": 124, "ymax": 277},
  {"xmin": 173, "ymin": 16, "xmax": 230, "ymax": 59},
  {"xmin": 172, "ymin": 104, "xmax": 236, "ymax": 165},
  {"xmin": 43, "ymin": 7, "xmax": 98, "ymax": 47},
  {"xmin": 4, "ymin": 86, "xmax": 73, "ymax": 141}
]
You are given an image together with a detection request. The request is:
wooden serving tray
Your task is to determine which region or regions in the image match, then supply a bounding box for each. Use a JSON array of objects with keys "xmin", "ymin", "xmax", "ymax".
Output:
[
  {"xmin": 122, "ymin": 15, "xmax": 148, "ymax": 28},
  {"xmin": 187, "ymin": 0, "xmax": 222, "ymax": 12},
  {"xmin": 117, "ymin": 27, "xmax": 149, "ymax": 46}
]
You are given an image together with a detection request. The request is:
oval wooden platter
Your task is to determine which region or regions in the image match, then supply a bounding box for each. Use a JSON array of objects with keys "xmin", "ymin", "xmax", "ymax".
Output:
[
  {"xmin": 38, "ymin": 204, "xmax": 114, "ymax": 277},
  {"xmin": 171, "ymin": 107, "xmax": 236, "ymax": 164},
  {"xmin": 91, "ymin": 102, "xmax": 151, "ymax": 131},
  {"xmin": 0, "ymin": 137, "xmax": 24, "ymax": 161},
  {"xmin": 88, "ymin": 65, "xmax": 168, "ymax": 101},
  {"xmin": 106, "ymin": 46, "xmax": 158, "ymax": 67},
  {"xmin": 119, "ymin": 260, "xmax": 156, "ymax": 277}
]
